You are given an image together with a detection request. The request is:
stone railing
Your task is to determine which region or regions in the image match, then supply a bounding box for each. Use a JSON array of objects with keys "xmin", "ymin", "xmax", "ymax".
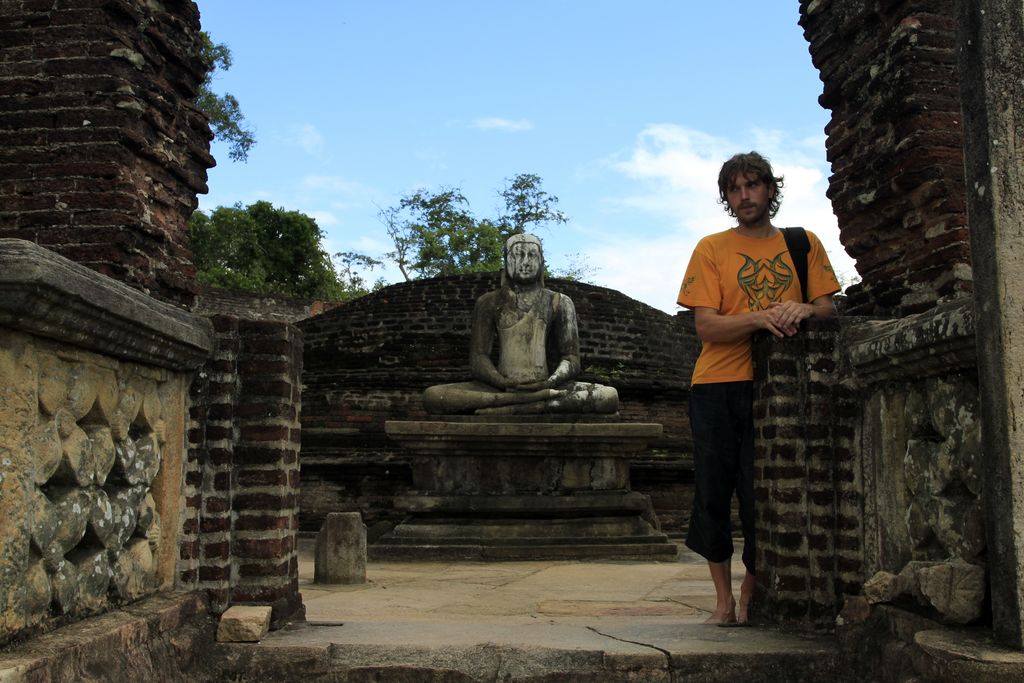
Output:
[
  {"xmin": 845, "ymin": 300, "xmax": 984, "ymax": 620},
  {"xmin": 752, "ymin": 298, "xmax": 981, "ymax": 630},
  {"xmin": 0, "ymin": 239, "xmax": 212, "ymax": 645}
]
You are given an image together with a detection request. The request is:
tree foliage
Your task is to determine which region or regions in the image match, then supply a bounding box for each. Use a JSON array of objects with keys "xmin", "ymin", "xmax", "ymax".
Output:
[
  {"xmin": 196, "ymin": 32, "xmax": 255, "ymax": 162},
  {"xmin": 498, "ymin": 173, "xmax": 567, "ymax": 234},
  {"xmin": 382, "ymin": 173, "xmax": 572, "ymax": 280},
  {"xmin": 189, "ymin": 201, "xmax": 379, "ymax": 300}
]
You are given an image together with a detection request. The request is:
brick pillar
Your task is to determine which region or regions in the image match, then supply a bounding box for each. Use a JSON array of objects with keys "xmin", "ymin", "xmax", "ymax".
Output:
[
  {"xmin": 0, "ymin": 0, "xmax": 214, "ymax": 307},
  {"xmin": 752, "ymin": 321, "xmax": 861, "ymax": 629},
  {"xmin": 957, "ymin": 0, "xmax": 1024, "ymax": 649},
  {"xmin": 181, "ymin": 317, "xmax": 303, "ymax": 625},
  {"xmin": 231, "ymin": 320, "xmax": 303, "ymax": 624},
  {"xmin": 799, "ymin": 0, "xmax": 971, "ymax": 316},
  {"xmin": 182, "ymin": 315, "xmax": 240, "ymax": 611}
]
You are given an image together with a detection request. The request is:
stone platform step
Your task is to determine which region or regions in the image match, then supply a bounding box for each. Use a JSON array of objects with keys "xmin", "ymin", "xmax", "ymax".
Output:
[
  {"xmin": 384, "ymin": 515, "xmax": 664, "ymax": 538},
  {"xmin": 371, "ymin": 512, "xmax": 678, "ymax": 561},
  {"xmin": 395, "ymin": 490, "xmax": 655, "ymax": 514},
  {"xmin": 215, "ymin": 620, "xmax": 839, "ymax": 682},
  {"xmin": 370, "ymin": 541, "xmax": 679, "ymax": 561}
]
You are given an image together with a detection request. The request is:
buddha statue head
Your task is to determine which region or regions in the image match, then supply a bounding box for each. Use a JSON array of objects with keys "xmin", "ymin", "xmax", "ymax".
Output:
[{"xmin": 501, "ymin": 233, "xmax": 544, "ymax": 287}]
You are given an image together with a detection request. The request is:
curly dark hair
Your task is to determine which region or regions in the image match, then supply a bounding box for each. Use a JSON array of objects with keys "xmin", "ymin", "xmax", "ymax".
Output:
[{"xmin": 717, "ymin": 151, "xmax": 784, "ymax": 218}]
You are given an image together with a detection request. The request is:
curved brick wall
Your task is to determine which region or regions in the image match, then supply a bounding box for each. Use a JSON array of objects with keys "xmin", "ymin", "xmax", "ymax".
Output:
[
  {"xmin": 196, "ymin": 286, "xmax": 341, "ymax": 323},
  {"xmin": 298, "ymin": 273, "xmax": 699, "ymax": 533}
]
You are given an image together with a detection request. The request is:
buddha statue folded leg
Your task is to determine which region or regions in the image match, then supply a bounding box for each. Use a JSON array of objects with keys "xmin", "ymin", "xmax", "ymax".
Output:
[
  {"xmin": 474, "ymin": 382, "xmax": 619, "ymax": 415},
  {"xmin": 422, "ymin": 381, "xmax": 561, "ymax": 415}
]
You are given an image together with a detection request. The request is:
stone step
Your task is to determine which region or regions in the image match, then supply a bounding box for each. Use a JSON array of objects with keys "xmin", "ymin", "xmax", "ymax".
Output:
[
  {"xmin": 369, "ymin": 542, "xmax": 679, "ymax": 561},
  {"xmin": 214, "ymin": 620, "xmax": 840, "ymax": 682},
  {"xmin": 395, "ymin": 490, "xmax": 654, "ymax": 514},
  {"xmin": 387, "ymin": 516, "xmax": 662, "ymax": 540}
]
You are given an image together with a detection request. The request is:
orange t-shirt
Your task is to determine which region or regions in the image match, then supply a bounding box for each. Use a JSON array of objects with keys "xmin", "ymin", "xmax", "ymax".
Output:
[{"xmin": 677, "ymin": 228, "xmax": 841, "ymax": 385}]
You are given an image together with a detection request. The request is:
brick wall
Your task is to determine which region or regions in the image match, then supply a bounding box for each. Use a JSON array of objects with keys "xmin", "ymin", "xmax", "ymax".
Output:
[
  {"xmin": 298, "ymin": 273, "xmax": 698, "ymax": 535},
  {"xmin": 800, "ymin": 0, "xmax": 970, "ymax": 315},
  {"xmin": 752, "ymin": 321, "xmax": 861, "ymax": 629},
  {"xmin": 0, "ymin": 0, "xmax": 213, "ymax": 308},
  {"xmin": 181, "ymin": 316, "xmax": 303, "ymax": 625},
  {"xmin": 196, "ymin": 286, "xmax": 341, "ymax": 323}
]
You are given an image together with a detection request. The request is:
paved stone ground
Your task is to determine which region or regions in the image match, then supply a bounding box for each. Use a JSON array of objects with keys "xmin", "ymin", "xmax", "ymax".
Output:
[
  {"xmin": 214, "ymin": 538, "xmax": 838, "ymax": 681},
  {"xmin": 7, "ymin": 541, "xmax": 1024, "ymax": 681},
  {"xmin": 299, "ymin": 537, "xmax": 720, "ymax": 624},
  {"xmin": 0, "ymin": 541, "xmax": 838, "ymax": 682}
]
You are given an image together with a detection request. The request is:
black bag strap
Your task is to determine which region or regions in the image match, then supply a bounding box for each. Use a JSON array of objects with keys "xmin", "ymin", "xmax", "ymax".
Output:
[{"xmin": 781, "ymin": 227, "xmax": 810, "ymax": 303}]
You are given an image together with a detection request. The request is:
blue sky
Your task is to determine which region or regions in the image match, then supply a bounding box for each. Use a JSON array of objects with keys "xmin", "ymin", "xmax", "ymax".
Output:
[{"xmin": 195, "ymin": 2, "xmax": 856, "ymax": 312}]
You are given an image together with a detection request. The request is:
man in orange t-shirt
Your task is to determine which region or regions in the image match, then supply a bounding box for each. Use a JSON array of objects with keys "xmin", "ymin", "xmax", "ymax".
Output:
[{"xmin": 677, "ymin": 151, "xmax": 841, "ymax": 625}]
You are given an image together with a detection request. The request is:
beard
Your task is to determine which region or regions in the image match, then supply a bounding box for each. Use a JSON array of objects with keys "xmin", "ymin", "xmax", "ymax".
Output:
[{"xmin": 736, "ymin": 202, "xmax": 771, "ymax": 227}]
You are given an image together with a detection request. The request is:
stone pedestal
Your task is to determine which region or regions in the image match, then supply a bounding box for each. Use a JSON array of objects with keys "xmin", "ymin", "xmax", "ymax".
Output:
[
  {"xmin": 371, "ymin": 420, "xmax": 677, "ymax": 561},
  {"xmin": 314, "ymin": 512, "xmax": 367, "ymax": 584}
]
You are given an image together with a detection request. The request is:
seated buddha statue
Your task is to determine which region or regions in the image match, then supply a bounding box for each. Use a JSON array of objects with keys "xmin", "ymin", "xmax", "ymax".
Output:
[{"xmin": 422, "ymin": 233, "xmax": 618, "ymax": 415}]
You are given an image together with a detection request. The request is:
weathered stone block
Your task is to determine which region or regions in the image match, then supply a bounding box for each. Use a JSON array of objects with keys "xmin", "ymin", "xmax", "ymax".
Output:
[
  {"xmin": 314, "ymin": 512, "xmax": 366, "ymax": 585},
  {"xmin": 22, "ymin": 558, "xmax": 50, "ymax": 619},
  {"xmin": 108, "ymin": 485, "xmax": 144, "ymax": 548},
  {"xmin": 133, "ymin": 432, "xmax": 161, "ymax": 486},
  {"xmin": 48, "ymin": 558, "xmax": 80, "ymax": 615},
  {"xmin": 55, "ymin": 419, "xmax": 94, "ymax": 486},
  {"xmin": 110, "ymin": 538, "xmax": 155, "ymax": 601},
  {"xmin": 70, "ymin": 547, "xmax": 110, "ymax": 610},
  {"xmin": 864, "ymin": 570, "xmax": 909, "ymax": 604},
  {"xmin": 916, "ymin": 560, "xmax": 985, "ymax": 624},
  {"xmin": 216, "ymin": 605, "xmax": 272, "ymax": 642},
  {"xmin": 865, "ymin": 560, "xmax": 986, "ymax": 625},
  {"xmin": 47, "ymin": 487, "xmax": 89, "ymax": 560},
  {"xmin": 29, "ymin": 418, "xmax": 61, "ymax": 485},
  {"xmin": 837, "ymin": 595, "xmax": 872, "ymax": 625},
  {"xmin": 87, "ymin": 425, "xmax": 115, "ymax": 485},
  {"xmin": 87, "ymin": 486, "xmax": 117, "ymax": 549}
]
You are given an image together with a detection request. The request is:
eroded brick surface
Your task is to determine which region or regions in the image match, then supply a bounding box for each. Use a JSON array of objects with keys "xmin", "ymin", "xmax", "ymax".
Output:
[
  {"xmin": 0, "ymin": 0, "xmax": 214, "ymax": 307},
  {"xmin": 801, "ymin": 0, "xmax": 971, "ymax": 315}
]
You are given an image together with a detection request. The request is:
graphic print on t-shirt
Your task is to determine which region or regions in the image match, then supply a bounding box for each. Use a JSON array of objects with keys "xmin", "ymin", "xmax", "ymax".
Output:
[{"xmin": 737, "ymin": 251, "xmax": 793, "ymax": 310}]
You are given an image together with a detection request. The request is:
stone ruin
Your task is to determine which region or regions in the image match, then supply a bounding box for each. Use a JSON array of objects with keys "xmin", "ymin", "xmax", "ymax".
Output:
[
  {"xmin": 0, "ymin": 238, "xmax": 211, "ymax": 637},
  {"xmin": 0, "ymin": 0, "xmax": 1022, "ymax": 681},
  {"xmin": 367, "ymin": 235, "xmax": 677, "ymax": 560},
  {"xmin": 297, "ymin": 273, "xmax": 698, "ymax": 540}
]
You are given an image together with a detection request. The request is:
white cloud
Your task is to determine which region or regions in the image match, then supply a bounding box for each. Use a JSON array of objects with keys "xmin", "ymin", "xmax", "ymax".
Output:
[
  {"xmin": 584, "ymin": 232, "xmax": 701, "ymax": 313},
  {"xmin": 471, "ymin": 117, "xmax": 534, "ymax": 132},
  {"xmin": 579, "ymin": 124, "xmax": 856, "ymax": 312},
  {"xmin": 308, "ymin": 210, "xmax": 338, "ymax": 228},
  {"xmin": 287, "ymin": 123, "xmax": 326, "ymax": 156},
  {"xmin": 609, "ymin": 124, "xmax": 733, "ymax": 235}
]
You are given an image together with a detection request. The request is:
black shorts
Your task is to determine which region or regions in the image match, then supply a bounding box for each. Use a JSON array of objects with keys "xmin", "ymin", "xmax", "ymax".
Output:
[{"xmin": 684, "ymin": 380, "xmax": 755, "ymax": 575}]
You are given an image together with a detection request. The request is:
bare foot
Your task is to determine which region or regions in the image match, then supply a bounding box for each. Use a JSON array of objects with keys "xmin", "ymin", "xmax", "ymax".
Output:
[
  {"xmin": 703, "ymin": 598, "xmax": 736, "ymax": 625},
  {"xmin": 737, "ymin": 595, "xmax": 751, "ymax": 624},
  {"xmin": 738, "ymin": 571, "xmax": 756, "ymax": 624}
]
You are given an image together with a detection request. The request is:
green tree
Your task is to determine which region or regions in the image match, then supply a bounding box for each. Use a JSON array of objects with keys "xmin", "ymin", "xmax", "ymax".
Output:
[
  {"xmin": 335, "ymin": 251, "xmax": 386, "ymax": 295},
  {"xmin": 189, "ymin": 201, "xmax": 377, "ymax": 300},
  {"xmin": 196, "ymin": 32, "xmax": 255, "ymax": 162},
  {"xmin": 496, "ymin": 173, "xmax": 567, "ymax": 234},
  {"xmin": 382, "ymin": 188, "xmax": 504, "ymax": 279},
  {"xmin": 382, "ymin": 173, "xmax": 572, "ymax": 280}
]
